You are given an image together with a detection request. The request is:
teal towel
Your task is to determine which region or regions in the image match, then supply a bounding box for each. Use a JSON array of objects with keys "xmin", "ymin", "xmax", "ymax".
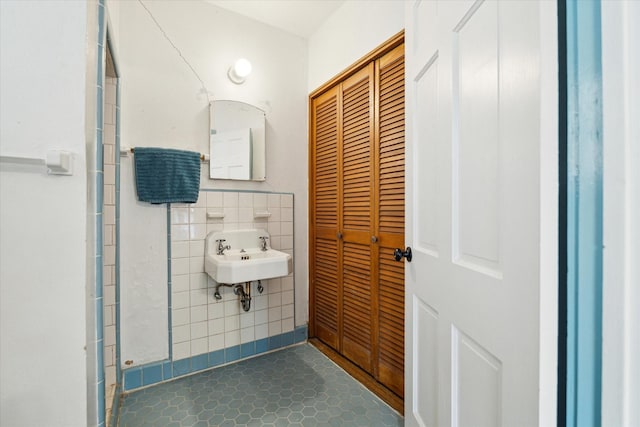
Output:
[{"xmin": 134, "ymin": 147, "xmax": 201, "ymax": 204}]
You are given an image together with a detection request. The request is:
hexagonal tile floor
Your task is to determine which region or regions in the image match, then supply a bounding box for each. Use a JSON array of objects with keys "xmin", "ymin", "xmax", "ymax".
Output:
[{"xmin": 118, "ymin": 343, "xmax": 403, "ymax": 426}]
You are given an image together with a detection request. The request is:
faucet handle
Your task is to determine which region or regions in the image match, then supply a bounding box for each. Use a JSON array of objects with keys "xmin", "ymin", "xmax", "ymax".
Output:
[
  {"xmin": 215, "ymin": 239, "xmax": 229, "ymax": 255},
  {"xmin": 259, "ymin": 236, "xmax": 269, "ymax": 251}
]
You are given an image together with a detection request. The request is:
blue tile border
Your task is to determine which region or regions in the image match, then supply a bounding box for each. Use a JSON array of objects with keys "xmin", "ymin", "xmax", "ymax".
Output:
[
  {"xmin": 121, "ymin": 325, "xmax": 308, "ymax": 392},
  {"xmin": 241, "ymin": 342, "xmax": 256, "ymax": 358},
  {"xmin": 209, "ymin": 349, "xmax": 225, "ymax": 367},
  {"xmin": 294, "ymin": 325, "xmax": 307, "ymax": 343},
  {"xmin": 142, "ymin": 364, "xmax": 162, "ymax": 386},
  {"xmin": 256, "ymin": 338, "xmax": 269, "ymax": 354},
  {"xmin": 268, "ymin": 334, "xmax": 282, "ymax": 351},
  {"xmin": 225, "ymin": 345, "xmax": 241, "ymax": 363},
  {"xmin": 94, "ymin": 1, "xmax": 107, "ymax": 425},
  {"xmin": 96, "ymin": 336, "xmax": 104, "ymax": 370},
  {"xmin": 124, "ymin": 369, "xmax": 142, "ymax": 390},
  {"xmin": 191, "ymin": 354, "xmax": 208, "ymax": 372},
  {"xmin": 173, "ymin": 359, "xmax": 190, "ymax": 376},
  {"xmin": 166, "ymin": 206, "xmax": 173, "ymax": 360},
  {"xmin": 281, "ymin": 331, "xmax": 294, "ymax": 346},
  {"xmin": 97, "ymin": 385, "xmax": 105, "ymax": 426},
  {"xmin": 162, "ymin": 361, "xmax": 172, "ymax": 380},
  {"xmin": 111, "ymin": 76, "xmax": 122, "ymax": 427},
  {"xmin": 114, "ymin": 77, "xmax": 122, "ymax": 386}
]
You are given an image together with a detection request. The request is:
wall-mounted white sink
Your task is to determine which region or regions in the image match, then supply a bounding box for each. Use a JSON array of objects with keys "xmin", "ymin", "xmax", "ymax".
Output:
[{"xmin": 204, "ymin": 229, "xmax": 292, "ymax": 284}]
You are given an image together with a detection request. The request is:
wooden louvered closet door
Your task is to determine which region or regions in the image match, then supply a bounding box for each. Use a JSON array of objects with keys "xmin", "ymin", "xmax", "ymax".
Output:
[
  {"xmin": 374, "ymin": 45, "xmax": 405, "ymax": 397},
  {"xmin": 311, "ymin": 87, "xmax": 341, "ymax": 350},
  {"xmin": 340, "ymin": 64, "xmax": 375, "ymax": 372},
  {"xmin": 310, "ymin": 40, "xmax": 405, "ymax": 399}
]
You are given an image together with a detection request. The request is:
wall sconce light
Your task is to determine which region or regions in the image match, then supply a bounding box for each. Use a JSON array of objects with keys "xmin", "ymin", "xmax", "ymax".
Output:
[{"xmin": 227, "ymin": 58, "xmax": 252, "ymax": 84}]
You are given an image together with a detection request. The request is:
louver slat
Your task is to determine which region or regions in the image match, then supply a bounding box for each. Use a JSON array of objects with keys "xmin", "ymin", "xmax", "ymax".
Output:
[
  {"xmin": 342, "ymin": 242, "xmax": 372, "ymax": 371},
  {"xmin": 314, "ymin": 94, "xmax": 338, "ymax": 230},
  {"xmin": 377, "ymin": 49, "xmax": 405, "ymax": 238},
  {"xmin": 342, "ymin": 67, "xmax": 373, "ymax": 233}
]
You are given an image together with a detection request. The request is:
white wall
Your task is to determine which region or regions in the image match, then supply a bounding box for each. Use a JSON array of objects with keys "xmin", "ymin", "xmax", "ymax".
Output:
[
  {"xmin": 105, "ymin": 0, "xmax": 121, "ymax": 55},
  {"xmin": 120, "ymin": 158, "xmax": 170, "ymax": 365},
  {"xmin": 0, "ymin": 1, "xmax": 89, "ymax": 426},
  {"xmin": 116, "ymin": 0, "xmax": 309, "ymax": 362},
  {"xmin": 602, "ymin": 1, "xmax": 640, "ymax": 426},
  {"xmin": 307, "ymin": 0, "xmax": 405, "ymax": 92},
  {"xmin": 116, "ymin": 0, "xmax": 404, "ymax": 364}
]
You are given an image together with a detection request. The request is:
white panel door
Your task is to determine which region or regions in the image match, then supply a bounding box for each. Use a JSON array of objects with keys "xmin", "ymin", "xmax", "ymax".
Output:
[{"xmin": 404, "ymin": 1, "xmax": 558, "ymax": 426}]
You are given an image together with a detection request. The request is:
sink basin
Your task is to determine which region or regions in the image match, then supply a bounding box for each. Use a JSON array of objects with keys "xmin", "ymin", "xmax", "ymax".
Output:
[{"xmin": 204, "ymin": 229, "xmax": 292, "ymax": 284}]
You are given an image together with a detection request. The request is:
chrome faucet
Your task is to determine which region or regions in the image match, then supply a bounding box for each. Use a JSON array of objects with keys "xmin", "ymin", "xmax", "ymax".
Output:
[
  {"xmin": 215, "ymin": 239, "xmax": 231, "ymax": 255},
  {"xmin": 259, "ymin": 236, "xmax": 269, "ymax": 251}
]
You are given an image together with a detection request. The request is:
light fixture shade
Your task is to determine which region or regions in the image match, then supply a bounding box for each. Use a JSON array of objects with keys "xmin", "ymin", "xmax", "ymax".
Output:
[{"xmin": 228, "ymin": 58, "xmax": 252, "ymax": 84}]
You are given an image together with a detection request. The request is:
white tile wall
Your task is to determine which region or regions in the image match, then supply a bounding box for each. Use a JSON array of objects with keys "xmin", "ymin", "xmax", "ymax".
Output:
[
  {"xmin": 170, "ymin": 191, "xmax": 294, "ymax": 360},
  {"xmin": 102, "ymin": 77, "xmax": 117, "ymax": 416}
]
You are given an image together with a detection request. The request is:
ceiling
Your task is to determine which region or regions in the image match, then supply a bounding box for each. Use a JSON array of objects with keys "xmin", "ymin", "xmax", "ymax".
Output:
[{"xmin": 204, "ymin": 0, "xmax": 345, "ymax": 38}]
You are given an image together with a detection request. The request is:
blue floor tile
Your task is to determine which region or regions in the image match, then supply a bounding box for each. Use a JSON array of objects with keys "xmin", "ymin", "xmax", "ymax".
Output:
[{"xmin": 118, "ymin": 344, "xmax": 403, "ymax": 426}]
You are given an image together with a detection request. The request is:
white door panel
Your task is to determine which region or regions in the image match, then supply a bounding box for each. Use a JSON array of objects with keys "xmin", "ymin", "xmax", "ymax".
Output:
[
  {"xmin": 452, "ymin": 327, "xmax": 502, "ymax": 427},
  {"xmin": 405, "ymin": 1, "xmax": 558, "ymax": 426},
  {"xmin": 414, "ymin": 52, "xmax": 440, "ymax": 258},
  {"xmin": 413, "ymin": 298, "xmax": 439, "ymax": 426}
]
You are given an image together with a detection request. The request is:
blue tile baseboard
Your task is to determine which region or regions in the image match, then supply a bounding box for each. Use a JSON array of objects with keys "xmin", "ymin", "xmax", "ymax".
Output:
[{"xmin": 122, "ymin": 325, "xmax": 308, "ymax": 392}]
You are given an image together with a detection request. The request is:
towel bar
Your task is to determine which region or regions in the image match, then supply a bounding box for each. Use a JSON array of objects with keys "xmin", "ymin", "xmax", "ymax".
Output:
[{"xmin": 120, "ymin": 147, "xmax": 209, "ymax": 162}]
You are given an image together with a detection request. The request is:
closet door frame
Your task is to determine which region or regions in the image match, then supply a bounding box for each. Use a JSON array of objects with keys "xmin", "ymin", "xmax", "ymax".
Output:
[{"xmin": 309, "ymin": 31, "xmax": 404, "ymax": 378}]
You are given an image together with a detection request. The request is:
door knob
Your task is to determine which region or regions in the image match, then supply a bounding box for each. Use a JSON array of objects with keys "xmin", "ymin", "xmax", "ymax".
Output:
[
  {"xmin": 337, "ymin": 232, "xmax": 343, "ymax": 240},
  {"xmin": 371, "ymin": 236, "xmax": 378, "ymax": 243},
  {"xmin": 394, "ymin": 247, "xmax": 412, "ymax": 262}
]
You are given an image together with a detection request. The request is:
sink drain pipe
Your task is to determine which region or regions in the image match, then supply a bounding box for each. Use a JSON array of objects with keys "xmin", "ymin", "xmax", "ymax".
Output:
[{"xmin": 213, "ymin": 280, "xmax": 264, "ymax": 311}]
